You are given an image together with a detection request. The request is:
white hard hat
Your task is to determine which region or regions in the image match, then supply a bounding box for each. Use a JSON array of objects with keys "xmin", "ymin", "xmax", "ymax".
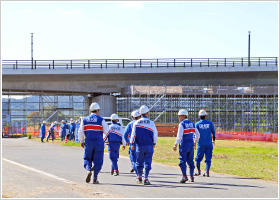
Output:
[
  {"xmin": 61, "ymin": 120, "xmax": 65, "ymax": 123},
  {"xmin": 54, "ymin": 121, "xmax": 58, "ymax": 124},
  {"xmin": 132, "ymin": 110, "xmax": 141, "ymax": 118},
  {"xmin": 70, "ymin": 118, "xmax": 73, "ymax": 121},
  {"xmin": 139, "ymin": 105, "xmax": 149, "ymax": 114},
  {"xmin": 111, "ymin": 113, "xmax": 119, "ymax": 120},
  {"xmin": 178, "ymin": 109, "xmax": 188, "ymax": 116},
  {"xmin": 43, "ymin": 121, "xmax": 46, "ymax": 124},
  {"xmin": 90, "ymin": 102, "xmax": 100, "ymax": 111},
  {"xmin": 198, "ymin": 109, "xmax": 207, "ymax": 116}
]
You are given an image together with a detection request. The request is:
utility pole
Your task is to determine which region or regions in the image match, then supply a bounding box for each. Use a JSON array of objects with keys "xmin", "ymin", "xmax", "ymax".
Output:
[
  {"xmin": 31, "ymin": 33, "xmax": 34, "ymax": 69},
  {"xmin": 248, "ymin": 31, "xmax": 251, "ymax": 67}
]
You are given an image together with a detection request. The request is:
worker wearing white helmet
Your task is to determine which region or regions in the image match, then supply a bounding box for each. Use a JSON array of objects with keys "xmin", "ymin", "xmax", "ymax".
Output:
[
  {"xmin": 78, "ymin": 102, "xmax": 110, "ymax": 184},
  {"xmin": 69, "ymin": 120, "xmax": 76, "ymax": 141},
  {"xmin": 103, "ymin": 113, "xmax": 126, "ymax": 176},
  {"xmin": 40, "ymin": 121, "xmax": 47, "ymax": 143},
  {"xmin": 130, "ymin": 105, "xmax": 158, "ymax": 185},
  {"xmin": 194, "ymin": 109, "xmax": 216, "ymax": 177},
  {"xmin": 60, "ymin": 120, "xmax": 67, "ymax": 141},
  {"xmin": 173, "ymin": 109, "xmax": 200, "ymax": 183},
  {"xmin": 123, "ymin": 110, "xmax": 141, "ymax": 174},
  {"xmin": 46, "ymin": 121, "xmax": 59, "ymax": 142}
]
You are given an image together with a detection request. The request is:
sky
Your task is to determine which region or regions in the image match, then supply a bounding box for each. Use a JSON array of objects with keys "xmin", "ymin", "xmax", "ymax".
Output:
[{"xmin": 1, "ymin": 1, "xmax": 279, "ymax": 60}]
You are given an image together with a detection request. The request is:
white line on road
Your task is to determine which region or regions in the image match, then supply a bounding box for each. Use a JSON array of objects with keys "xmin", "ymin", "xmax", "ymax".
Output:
[{"xmin": 2, "ymin": 158, "xmax": 75, "ymax": 185}]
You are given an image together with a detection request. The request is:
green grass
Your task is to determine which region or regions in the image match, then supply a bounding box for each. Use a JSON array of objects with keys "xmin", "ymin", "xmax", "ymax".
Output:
[{"xmin": 31, "ymin": 137, "xmax": 278, "ymax": 182}]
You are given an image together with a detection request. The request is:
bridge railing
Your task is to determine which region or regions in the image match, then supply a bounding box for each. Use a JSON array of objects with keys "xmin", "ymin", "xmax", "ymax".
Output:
[{"xmin": 2, "ymin": 57, "xmax": 278, "ymax": 70}]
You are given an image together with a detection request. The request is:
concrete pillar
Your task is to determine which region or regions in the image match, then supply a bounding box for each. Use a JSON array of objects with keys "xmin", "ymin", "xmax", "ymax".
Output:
[{"xmin": 92, "ymin": 95, "xmax": 116, "ymax": 117}]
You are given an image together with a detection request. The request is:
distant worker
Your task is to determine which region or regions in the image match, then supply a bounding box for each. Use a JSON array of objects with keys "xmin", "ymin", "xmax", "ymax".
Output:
[
  {"xmin": 173, "ymin": 109, "xmax": 200, "ymax": 183},
  {"xmin": 60, "ymin": 120, "xmax": 67, "ymax": 141},
  {"xmin": 46, "ymin": 121, "xmax": 59, "ymax": 142},
  {"xmin": 104, "ymin": 113, "xmax": 126, "ymax": 176},
  {"xmin": 65, "ymin": 120, "xmax": 70, "ymax": 140},
  {"xmin": 40, "ymin": 121, "xmax": 47, "ymax": 143},
  {"xmin": 194, "ymin": 109, "xmax": 216, "ymax": 177},
  {"xmin": 69, "ymin": 120, "xmax": 76, "ymax": 141},
  {"xmin": 78, "ymin": 102, "xmax": 110, "ymax": 184},
  {"xmin": 130, "ymin": 105, "xmax": 158, "ymax": 185},
  {"xmin": 124, "ymin": 110, "xmax": 141, "ymax": 174}
]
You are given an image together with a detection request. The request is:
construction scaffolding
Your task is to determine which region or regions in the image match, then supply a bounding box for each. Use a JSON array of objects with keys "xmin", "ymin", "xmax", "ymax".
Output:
[{"xmin": 117, "ymin": 85, "xmax": 278, "ymax": 134}]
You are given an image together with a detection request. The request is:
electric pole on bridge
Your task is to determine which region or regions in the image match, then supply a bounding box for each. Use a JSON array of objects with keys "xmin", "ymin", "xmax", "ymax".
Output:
[
  {"xmin": 31, "ymin": 33, "xmax": 34, "ymax": 69},
  {"xmin": 248, "ymin": 31, "xmax": 251, "ymax": 67}
]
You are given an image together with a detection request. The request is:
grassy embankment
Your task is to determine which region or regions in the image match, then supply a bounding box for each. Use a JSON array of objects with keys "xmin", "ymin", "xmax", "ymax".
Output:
[{"xmin": 31, "ymin": 137, "xmax": 278, "ymax": 182}]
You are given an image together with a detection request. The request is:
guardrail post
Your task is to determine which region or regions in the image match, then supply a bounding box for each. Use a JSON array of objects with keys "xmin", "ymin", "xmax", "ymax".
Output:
[
  {"xmin": 266, "ymin": 61, "xmax": 267, "ymax": 66},
  {"xmin": 174, "ymin": 59, "xmax": 175, "ymax": 67},
  {"xmin": 233, "ymin": 61, "xmax": 234, "ymax": 67},
  {"xmin": 225, "ymin": 58, "xmax": 226, "ymax": 67},
  {"xmin": 35, "ymin": 60, "xmax": 36, "ymax": 69},
  {"xmin": 184, "ymin": 62, "xmax": 185, "ymax": 67},
  {"xmin": 258, "ymin": 58, "xmax": 260, "ymax": 66},
  {"xmin": 67, "ymin": 64, "xmax": 68, "ymax": 69},
  {"xmin": 106, "ymin": 60, "xmax": 107, "ymax": 69},
  {"xmin": 208, "ymin": 58, "xmax": 209, "ymax": 67},
  {"xmin": 216, "ymin": 62, "xmax": 218, "ymax": 67},
  {"xmin": 200, "ymin": 62, "xmax": 201, "ymax": 67},
  {"xmin": 157, "ymin": 59, "xmax": 158, "ymax": 67},
  {"xmin": 16, "ymin": 60, "xmax": 18, "ymax": 69},
  {"xmin": 13, "ymin": 64, "xmax": 15, "ymax": 70},
  {"xmin": 140, "ymin": 59, "xmax": 142, "ymax": 68},
  {"xmin": 71, "ymin": 60, "xmax": 72, "ymax": 69},
  {"xmin": 191, "ymin": 59, "xmax": 192, "ymax": 67},
  {"xmin": 84, "ymin": 64, "xmax": 85, "ymax": 69},
  {"xmin": 134, "ymin": 63, "xmax": 136, "ymax": 68},
  {"xmin": 123, "ymin": 59, "xmax": 125, "ymax": 68},
  {"xmin": 118, "ymin": 63, "xmax": 119, "ymax": 68},
  {"xmin": 52, "ymin": 60, "xmax": 54, "ymax": 69},
  {"xmin": 276, "ymin": 57, "xmax": 278, "ymax": 66},
  {"xmin": 151, "ymin": 63, "xmax": 152, "ymax": 68},
  {"xmin": 88, "ymin": 60, "xmax": 90, "ymax": 69},
  {"xmin": 241, "ymin": 58, "xmax": 243, "ymax": 67},
  {"xmin": 49, "ymin": 64, "xmax": 51, "ymax": 69}
]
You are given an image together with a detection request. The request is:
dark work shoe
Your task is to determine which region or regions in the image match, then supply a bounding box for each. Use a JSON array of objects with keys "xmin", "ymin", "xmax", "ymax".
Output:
[
  {"xmin": 86, "ymin": 171, "xmax": 92, "ymax": 183},
  {"xmin": 143, "ymin": 179, "xmax": 151, "ymax": 185},
  {"xmin": 203, "ymin": 172, "xmax": 210, "ymax": 177},
  {"xmin": 180, "ymin": 176, "xmax": 188, "ymax": 183},
  {"xmin": 189, "ymin": 177, "xmax": 194, "ymax": 182},
  {"xmin": 130, "ymin": 168, "xmax": 135, "ymax": 173},
  {"xmin": 136, "ymin": 177, "xmax": 142, "ymax": 184},
  {"xmin": 93, "ymin": 179, "xmax": 99, "ymax": 184},
  {"xmin": 110, "ymin": 171, "xmax": 114, "ymax": 175},
  {"xmin": 194, "ymin": 170, "xmax": 201, "ymax": 176},
  {"xmin": 114, "ymin": 171, "xmax": 119, "ymax": 176}
]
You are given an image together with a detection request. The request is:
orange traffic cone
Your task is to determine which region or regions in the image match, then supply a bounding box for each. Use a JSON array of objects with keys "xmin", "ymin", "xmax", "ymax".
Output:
[{"xmin": 65, "ymin": 135, "xmax": 67, "ymax": 143}]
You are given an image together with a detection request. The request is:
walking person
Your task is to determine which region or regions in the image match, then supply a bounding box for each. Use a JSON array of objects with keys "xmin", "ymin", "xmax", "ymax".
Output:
[
  {"xmin": 78, "ymin": 102, "xmax": 109, "ymax": 184},
  {"xmin": 69, "ymin": 120, "xmax": 76, "ymax": 141},
  {"xmin": 40, "ymin": 121, "xmax": 47, "ymax": 143},
  {"xmin": 130, "ymin": 105, "xmax": 158, "ymax": 185},
  {"xmin": 103, "ymin": 114, "xmax": 126, "ymax": 176},
  {"xmin": 173, "ymin": 109, "xmax": 200, "ymax": 183},
  {"xmin": 124, "ymin": 110, "xmax": 141, "ymax": 174},
  {"xmin": 194, "ymin": 109, "xmax": 216, "ymax": 177},
  {"xmin": 46, "ymin": 121, "xmax": 59, "ymax": 142},
  {"xmin": 60, "ymin": 120, "xmax": 67, "ymax": 141}
]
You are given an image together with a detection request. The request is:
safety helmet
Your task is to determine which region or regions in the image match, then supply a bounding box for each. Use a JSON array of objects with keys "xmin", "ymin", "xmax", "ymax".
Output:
[
  {"xmin": 139, "ymin": 105, "xmax": 149, "ymax": 114},
  {"xmin": 43, "ymin": 121, "xmax": 46, "ymax": 124},
  {"xmin": 90, "ymin": 102, "xmax": 100, "ymax": 111},
  {"xmin": 198, "ymin": 109, "xmax": 207, "ymax": 116},
  {"xmin": 70, "ymin": 118, "xmax": 73, "ymax": 121},
  {"xmin": 111, "ymin": 113, "xmax": 119, "ymax": 120},
  {"xmin": 177, "ymin": 109, "xmax": 188, "ymax": 116},
  {"xmin": 54, "ymin": 121, "xmax": 58, "ymax": 124},
  {"xmin": 61, "ymin": 120, "xmax": 65, "ymax": 123},
  {"xmin": 132, "ymin": 110, "xmax": 141, "ymax": 118}
]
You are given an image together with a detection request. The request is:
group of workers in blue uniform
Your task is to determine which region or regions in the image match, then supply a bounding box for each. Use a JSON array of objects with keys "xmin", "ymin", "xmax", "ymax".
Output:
[
  {"xmin": 76, "ymin": 102, "xmax": 216, "ymax": 185},
  {"xmin": 40, "ymin": 119, "xmax": 77, "ymax": 143}
]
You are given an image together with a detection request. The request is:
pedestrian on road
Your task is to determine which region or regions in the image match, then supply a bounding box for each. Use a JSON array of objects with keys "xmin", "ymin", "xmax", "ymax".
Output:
[
  {"xmin": 46, "ymin": 121, "xmax": 59, "ymax": 142},
  {"xmin": 104, "ymin": 113, "xmax": 126, "ymax": 176},
  {"xmin": 173, "ymin": 109, "xmax": 200, "ymax": 183},
  {"xmin": 40, "ymin": 121, "xmax": 47, "ymax": 143},
  {"xmin": 194, "ymin": 109, "xmax": 216, "ymax": 177},
  {"xmin": 69, "ymin": 120, "xmax": 76, "ymax": 141},
  {"xmin": 60, "ymin": 120, "xmax": 67, "ymax": 141},
  {"xmin": 78, "ymin": 102, "xmax": 109, "ymax": 184},
  {"xmin": 124, "ymin": 110, "xmax": 141, "ymax": 174},
  {"xmin": 130, "ymin": 105, "xmax": 158, "ymax": 185}
]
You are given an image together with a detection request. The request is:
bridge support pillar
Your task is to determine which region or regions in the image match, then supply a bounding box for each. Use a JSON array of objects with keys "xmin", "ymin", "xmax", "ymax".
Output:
[{"xmin": 85, "ymin": 94, "xmax": 116, "ymax": 117}]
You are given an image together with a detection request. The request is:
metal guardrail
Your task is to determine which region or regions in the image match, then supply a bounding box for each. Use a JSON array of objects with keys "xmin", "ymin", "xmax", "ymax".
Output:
[{"xmin": 2, "ymin": 57, "xmax": 278, "ymax": 70}]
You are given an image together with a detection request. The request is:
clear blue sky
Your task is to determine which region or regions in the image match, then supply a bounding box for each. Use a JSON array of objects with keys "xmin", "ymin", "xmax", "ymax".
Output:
[{"xmin": 1, "ymin": 1, "xmax": 279, "ymax": 60}]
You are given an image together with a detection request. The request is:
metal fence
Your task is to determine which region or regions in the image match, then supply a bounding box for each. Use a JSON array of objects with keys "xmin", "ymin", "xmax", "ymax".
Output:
[{"xmin": 2, "ymin": 57, "xmax": 278, "ymax": 70}]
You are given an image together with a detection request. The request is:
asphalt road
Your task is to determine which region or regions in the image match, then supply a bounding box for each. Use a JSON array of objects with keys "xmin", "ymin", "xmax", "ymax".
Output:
[{"xmin": 2, "ymin": 138, "xmax": 278, "ymax": 198}]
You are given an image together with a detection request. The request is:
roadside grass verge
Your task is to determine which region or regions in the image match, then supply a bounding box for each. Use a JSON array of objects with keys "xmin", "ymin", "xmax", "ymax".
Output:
[{"xmin": 30, "ymin": 137, "xmax": 278, "ymax": 182}]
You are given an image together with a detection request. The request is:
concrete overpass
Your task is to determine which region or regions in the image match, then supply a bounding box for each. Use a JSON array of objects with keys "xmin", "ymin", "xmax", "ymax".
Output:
[{"xmin": 2, "ymin": 57, "xmax": 278, "ymax": 115}]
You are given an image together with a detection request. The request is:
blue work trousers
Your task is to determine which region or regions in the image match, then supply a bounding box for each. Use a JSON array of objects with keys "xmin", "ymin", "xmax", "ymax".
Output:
[
  {"xmin": 46, "ymin": 131, "xmax": 54, "ymax": 141},
  {"xmin": 195, "ymin": 144, "xmax": 213, "ymax": 172},
  {"xmin": 84, "ymin": 141, "xmax": 104, "ymax": 179},
  {"xmin": 108, "ymin": 141, "xmax": 121, "ymax": 171},
  {"xmin": 179, "ymin": 142, "xmax": 195, "ymax": 177},
  {"xmin": 70, "ymin": 131, "xmax": 75, "ymax": 140},
  {"xmin": 135, "ymin": 145, "xmax": 154, "ymax": 179},
  {"xmin": 129, "ymin": 145, "xmax": 137, "ymax": 174},
  {"xmin": 40, "ymin": 133, "xmax": 45, "ymax": 142},
  {"xmin": 60, "ymin": 132, "xmax": 66, "ymax": 141}
]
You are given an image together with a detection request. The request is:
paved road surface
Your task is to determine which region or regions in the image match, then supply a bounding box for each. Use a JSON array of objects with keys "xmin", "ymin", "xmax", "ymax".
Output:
[{"xmin": 2, "ymin": 138, "xmax": 278, "ymax": 198}]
